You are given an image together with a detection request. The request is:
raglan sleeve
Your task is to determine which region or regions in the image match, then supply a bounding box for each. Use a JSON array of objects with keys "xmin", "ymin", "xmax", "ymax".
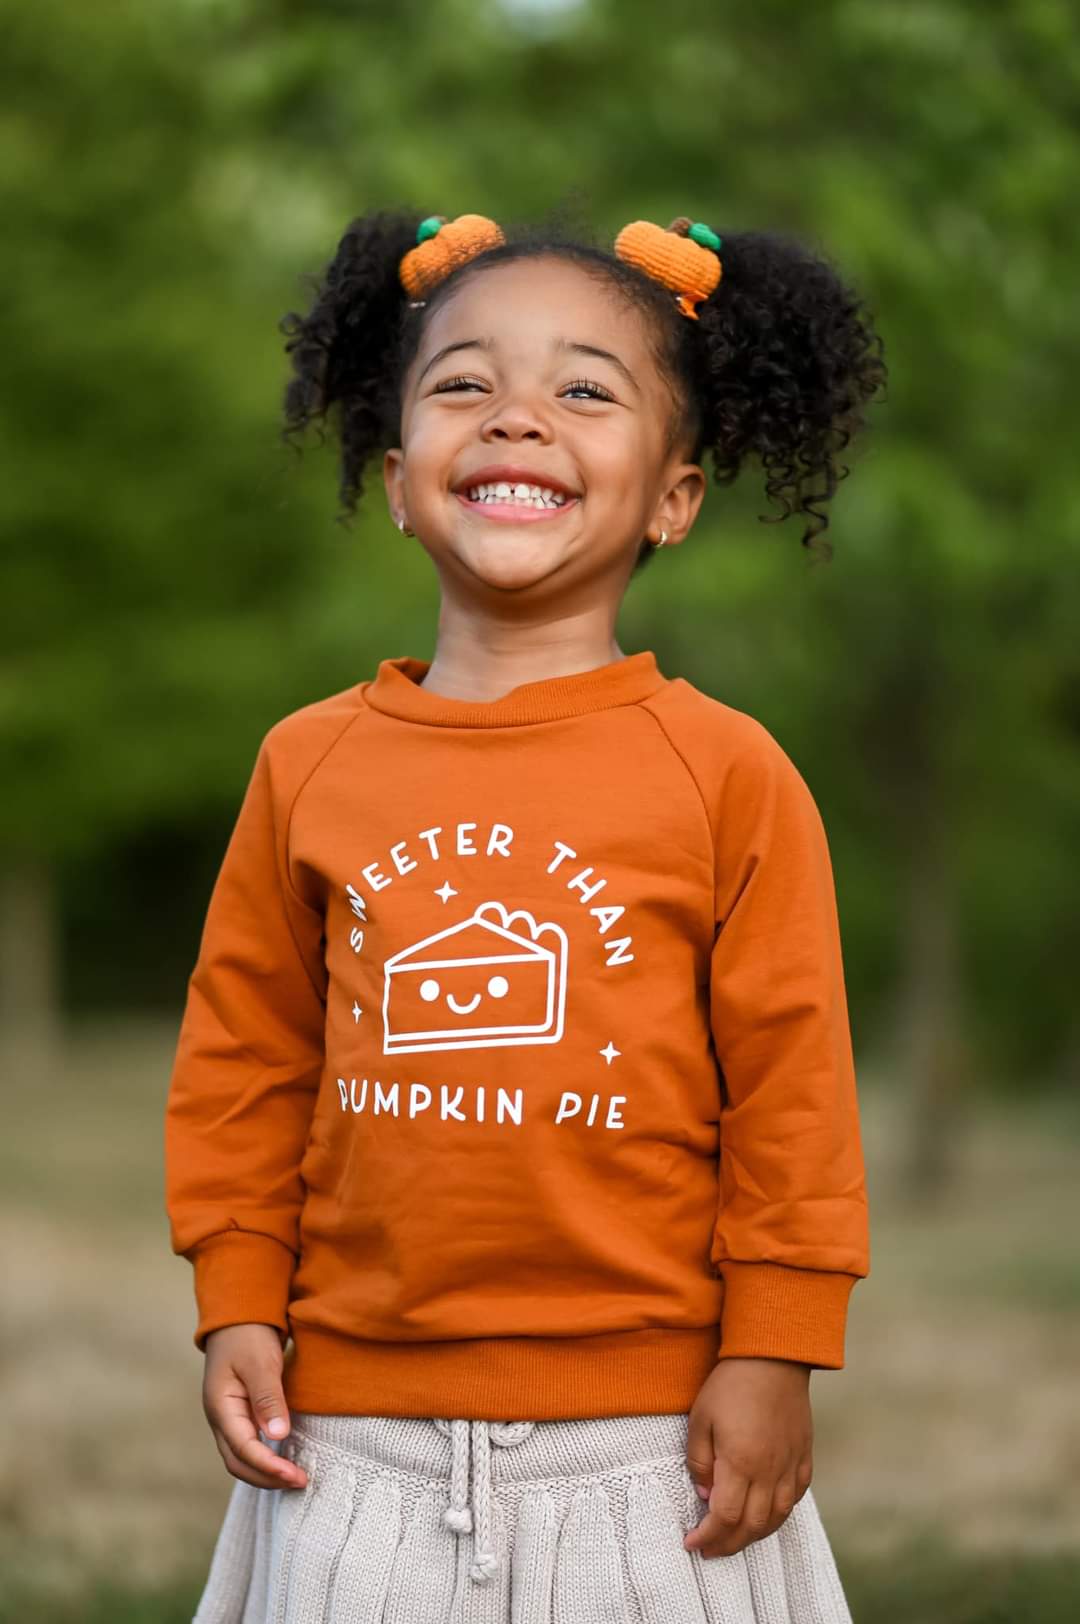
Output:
[
  {"xmin": 164, "ymin": 726, "xmax": 328, "ymax": 1352},
  {"xmin": 708, "ymin": 724, "xmax": 870, "ymax": 1370}
]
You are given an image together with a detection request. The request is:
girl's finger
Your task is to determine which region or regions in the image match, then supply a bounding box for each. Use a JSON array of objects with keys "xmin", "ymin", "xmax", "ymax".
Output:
[
  {"xmin": 212, "ymin": 1391, "xmax": 307, "ymax": 1488},
  {"xmin": 691, "ymin": 1476, "xmax": 779, "ymax": 1559},
  {"xmin": 236, "ymin": 1427, "xmax": 307, "ymax": 1489},
  {"xmin": 683, "ymin": 1460, "xmax": 748, "ymax": 1552},
  {"xmin": 214, "ymin": 1432, "xmax": 293, "ymax": 1491},
  {"xmin": 739, "ymin": 1478, "xmax": 780, "ymax": 1548},
  {"xmin": 772, "ymin": 1470, "xmax": 801, "ymax": 1523}
]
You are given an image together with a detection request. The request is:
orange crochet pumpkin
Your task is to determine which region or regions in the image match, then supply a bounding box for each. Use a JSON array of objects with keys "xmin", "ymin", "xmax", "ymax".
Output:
[
  {"xmin": 399, "ymin": 214, "xmax": 506, "ymax": 299},
  {"xmin": 613, "ymin": 219, "xmax": 723, "ymax": 319}
]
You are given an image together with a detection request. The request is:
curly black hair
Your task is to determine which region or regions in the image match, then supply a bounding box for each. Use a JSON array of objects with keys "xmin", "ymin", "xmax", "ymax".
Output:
[{"xmin": 279, "ymin": 208, "xmax": 887, "ymax": 572}]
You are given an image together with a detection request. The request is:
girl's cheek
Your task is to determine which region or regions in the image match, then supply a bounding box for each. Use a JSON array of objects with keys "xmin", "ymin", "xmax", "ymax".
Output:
[
  {"xmin": 397, "ymin": 438, "xmax": 447, "ymax": 495},
  {"xmin": 407, "ymin": 421, "xmax": 467, "ymax": 485},
  {"xmin": 586, "ymin": 444, "xmax": 651, "ymax": 497}
]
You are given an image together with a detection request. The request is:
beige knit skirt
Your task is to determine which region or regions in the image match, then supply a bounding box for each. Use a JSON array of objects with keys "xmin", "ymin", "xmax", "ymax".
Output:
[{"xmin": 192, "ymin": 1411, "xmax": 852, "ymax": 1623}]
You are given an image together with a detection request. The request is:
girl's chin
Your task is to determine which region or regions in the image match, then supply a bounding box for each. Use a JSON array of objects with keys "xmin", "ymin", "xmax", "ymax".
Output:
[{"xmin": 454, "ymin": 494, "xmax": 581, "ymax": 525}]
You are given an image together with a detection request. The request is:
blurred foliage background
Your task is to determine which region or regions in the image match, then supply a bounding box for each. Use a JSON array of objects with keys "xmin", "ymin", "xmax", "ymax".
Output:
[{"xmin": 2, "ymin": 0, "xmax": 1079, "ymax": 1618}]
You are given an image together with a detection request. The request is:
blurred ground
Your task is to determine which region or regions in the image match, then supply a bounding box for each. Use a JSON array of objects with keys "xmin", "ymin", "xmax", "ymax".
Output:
[{"xmin": 1, "ymin": 1017, "xmax": 1078, "ymax": 1617}]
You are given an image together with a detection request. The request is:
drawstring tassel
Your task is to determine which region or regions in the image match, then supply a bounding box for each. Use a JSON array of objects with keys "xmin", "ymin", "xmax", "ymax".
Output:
[
  {"xmin": 434, "ymin": 1416, "xmax": 536, "ymax": 1584},
  {"xmin": 470, "ymin": 1547, "xmax": 500, "ymax": 1583}
]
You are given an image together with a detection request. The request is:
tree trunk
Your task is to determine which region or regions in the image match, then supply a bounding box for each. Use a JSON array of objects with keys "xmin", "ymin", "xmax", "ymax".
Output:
[
  {"xmin": 0, "ymin": 856, "xmax": 64, "ymax": 1083},
  {"xmin": 889, "ymin": 829, "xmax": 972, "ymax": 1205}
]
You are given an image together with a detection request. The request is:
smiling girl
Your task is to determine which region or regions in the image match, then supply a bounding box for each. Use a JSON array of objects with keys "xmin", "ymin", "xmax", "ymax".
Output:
[{"xmin": 166, "ymin": 207, "xmax": 885, "ymax": 1622}]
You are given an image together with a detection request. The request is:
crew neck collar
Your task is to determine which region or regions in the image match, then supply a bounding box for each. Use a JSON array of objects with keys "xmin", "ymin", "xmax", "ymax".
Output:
[{"xmin": 362, "ymin": 649, "xmax": 667, "ymax": 728}]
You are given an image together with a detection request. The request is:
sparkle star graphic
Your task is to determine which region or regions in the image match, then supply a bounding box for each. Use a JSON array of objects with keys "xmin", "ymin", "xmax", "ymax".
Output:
[
  {"xmin": 435, "ymin": 881, "xmax": 459, "ymax": 904},
  {"xmin": 599, "ymin": 1041, "xmax": 621, "ymax": 1065},
  {"xmin": 352, "ymin": 1002, "xmax": 363, "ymax": 1023}
]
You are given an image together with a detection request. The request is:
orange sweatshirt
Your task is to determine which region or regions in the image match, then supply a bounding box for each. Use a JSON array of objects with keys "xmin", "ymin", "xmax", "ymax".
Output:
[{"xmin": 164, "ymin": 649, "xmax": 870, "ymax": 1421}]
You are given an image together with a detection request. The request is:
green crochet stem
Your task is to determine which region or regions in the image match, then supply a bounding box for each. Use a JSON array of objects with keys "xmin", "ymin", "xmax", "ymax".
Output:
[
  {"xmin": 416, "ymin": 216, "xmax": 444, "ymax": 244},
  {"xmin": 688, "ymin": 222, "xmax": 723, "ymax": 253}
]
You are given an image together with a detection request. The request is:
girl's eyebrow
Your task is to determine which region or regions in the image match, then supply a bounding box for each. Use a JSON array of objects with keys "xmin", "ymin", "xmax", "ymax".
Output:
[
  {"xmin": 555, "ymin": 340, "xmax": 639, "ymax": 394},
  {"xmin": 415, "ymin": 337, "xmax": 639, "ymax": 393},
  {"xmin": 417, "ymin": 338, "xmax": 493, "ymax": 383}
]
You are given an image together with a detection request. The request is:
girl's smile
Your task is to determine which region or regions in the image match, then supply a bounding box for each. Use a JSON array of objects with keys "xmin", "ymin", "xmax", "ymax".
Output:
[
  {"xmin": 453, "ymin": 463, "xmax": 581, "ymax": 525},
  {"xmin": 455, "ymin": 491, "xmax": 579, "ymax": 524}
]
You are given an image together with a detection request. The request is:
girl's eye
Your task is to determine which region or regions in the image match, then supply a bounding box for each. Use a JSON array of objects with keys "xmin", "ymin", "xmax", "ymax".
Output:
[
  {"xmin": 433, "ymin": 374, "xmax": 487, "ymax": 393},
  {"xmin": 561, "ymin": 378, "xmax": 614, "ymax": 402},
  {"xmin": 431, "ymin": 375, "xmax": 614, "ymax": 401}
]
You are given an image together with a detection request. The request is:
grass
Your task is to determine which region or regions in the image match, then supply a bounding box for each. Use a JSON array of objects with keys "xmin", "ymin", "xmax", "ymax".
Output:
[
  {"xmin": 840, "ymin": 1541, "xmax": 1080, "ymax": 1622},
  {"xmin": 0, "ymin": 1579, "xmax": 205, "ymax": 1624},
  {"xmin": 1, "ymin": 1015, "xmax": 1078, "ymax": 1616}
]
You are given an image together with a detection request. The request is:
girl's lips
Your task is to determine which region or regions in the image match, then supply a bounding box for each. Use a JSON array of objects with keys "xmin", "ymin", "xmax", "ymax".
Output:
[{"xmin": 455, "ymin": 493, "xmax": 580, "ymax": 524}]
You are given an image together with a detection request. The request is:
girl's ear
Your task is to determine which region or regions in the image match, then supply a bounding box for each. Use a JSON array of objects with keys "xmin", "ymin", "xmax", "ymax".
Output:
[
  {"xmin": 383, "ymin": 447, "xmax": 407, "ymax": 530},
  {"xmin": 649, "ymin": 461, "xmax": 707, "ymax": 547}
]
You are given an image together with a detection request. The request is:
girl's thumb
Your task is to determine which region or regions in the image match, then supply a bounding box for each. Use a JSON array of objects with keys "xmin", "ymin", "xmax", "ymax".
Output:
[{"xmin": 247, "ymin": 1372, "xmax": 291, "ymax": 1440}]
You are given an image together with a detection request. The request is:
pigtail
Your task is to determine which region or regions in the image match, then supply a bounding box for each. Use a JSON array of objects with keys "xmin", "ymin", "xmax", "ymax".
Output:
[
  {"xmin": 279, "ymin": 209, "xmax": 422, "ymax": 518},
  {"xmin": 693, "ymin": 229, "xmax": 887, "ymax": 559}
]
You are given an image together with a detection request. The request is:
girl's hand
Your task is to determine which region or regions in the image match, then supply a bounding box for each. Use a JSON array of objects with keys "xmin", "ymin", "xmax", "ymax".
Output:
[
  {"xmin": 683, "ymin": 1357, "xmax": 813, "ymax": 1558},
  {"xmin": 203, "ymin": 1323, "xmax": 309, "ymax": 1491}
]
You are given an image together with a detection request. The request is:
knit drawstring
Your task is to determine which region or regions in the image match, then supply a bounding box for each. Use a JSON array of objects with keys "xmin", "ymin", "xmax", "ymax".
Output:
[{"xmin": 434, "ymin": 1417, "xmax": 536, "ymax": 1582}]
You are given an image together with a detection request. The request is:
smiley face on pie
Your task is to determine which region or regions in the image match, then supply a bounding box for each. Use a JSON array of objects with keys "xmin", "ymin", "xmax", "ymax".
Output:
[{"xmin": 382, "ymin": 901, "xmax": 567, "ymax": 1054}]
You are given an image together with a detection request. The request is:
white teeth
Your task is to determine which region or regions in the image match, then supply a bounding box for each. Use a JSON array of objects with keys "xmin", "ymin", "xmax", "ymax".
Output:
[{"xmin": 462, "ymin": 481, "xmax": 572, "ymax": 508}]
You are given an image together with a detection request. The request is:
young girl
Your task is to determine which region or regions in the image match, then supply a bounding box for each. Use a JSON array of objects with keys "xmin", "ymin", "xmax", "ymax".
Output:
[{"xmin": 165, "ymin": 205, "xmax": 883, "ymax": 1623}]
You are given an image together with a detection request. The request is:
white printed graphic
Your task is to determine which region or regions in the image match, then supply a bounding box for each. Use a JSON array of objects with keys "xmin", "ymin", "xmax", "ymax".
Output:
[
  {"xmin": 346, "ymin": 885, "xmax": 367, "ymax": 954},
  {"xmin": 382, "ymin": 900, "xmax": 568, "ymax": 1054}
]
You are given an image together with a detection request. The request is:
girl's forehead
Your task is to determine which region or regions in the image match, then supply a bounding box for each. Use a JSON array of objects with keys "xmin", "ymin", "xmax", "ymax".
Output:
[{"xmin": 416, "ymin": 257, "xmax": 650, "ymax": 357}]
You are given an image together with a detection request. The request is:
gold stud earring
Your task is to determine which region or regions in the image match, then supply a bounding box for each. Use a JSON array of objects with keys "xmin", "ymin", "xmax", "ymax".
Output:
[{"xmin": 653, "ymin": 530, "xmax": 669, "ymax": 547}]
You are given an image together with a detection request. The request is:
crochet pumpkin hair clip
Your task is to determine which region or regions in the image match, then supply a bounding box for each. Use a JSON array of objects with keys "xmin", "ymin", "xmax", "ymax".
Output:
[
  {"xmin": 613, "ymin": 217, "xmax": 724, "ymax": 320},
  {"xmin": 397, "ymin": 211, "xmax": 724, "ymax": 321},
  {"xmin": 399, "ymin": 214, "xmax": 505, "ymax": 304}
]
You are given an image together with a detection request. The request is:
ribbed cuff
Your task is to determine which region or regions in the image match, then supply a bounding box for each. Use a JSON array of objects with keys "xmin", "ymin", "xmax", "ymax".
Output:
[
  {"xmin": 190, "ymin": 1230, "xmax": 297, "ymax": 1352},
  {"xmin": 716, "ymin": 1262, "xmax": 859, "ymax": 1369}
]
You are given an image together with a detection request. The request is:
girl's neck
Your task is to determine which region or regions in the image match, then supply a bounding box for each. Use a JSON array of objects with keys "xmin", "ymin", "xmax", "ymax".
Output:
[{"xmin": 419, "ymin": 612, "xmax": 627, "ymax": 703}]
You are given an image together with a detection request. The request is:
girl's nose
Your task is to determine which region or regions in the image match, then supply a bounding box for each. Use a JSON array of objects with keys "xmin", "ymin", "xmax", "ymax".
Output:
[{"xmin": 481, "ymin": 400, "xmax": 552, "ymax": 443}]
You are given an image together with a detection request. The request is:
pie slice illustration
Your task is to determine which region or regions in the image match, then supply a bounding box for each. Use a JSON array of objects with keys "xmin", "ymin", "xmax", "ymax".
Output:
[{"xmin": 382, "ymin": 900, "xmax": 568, "ymax": 1054}]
